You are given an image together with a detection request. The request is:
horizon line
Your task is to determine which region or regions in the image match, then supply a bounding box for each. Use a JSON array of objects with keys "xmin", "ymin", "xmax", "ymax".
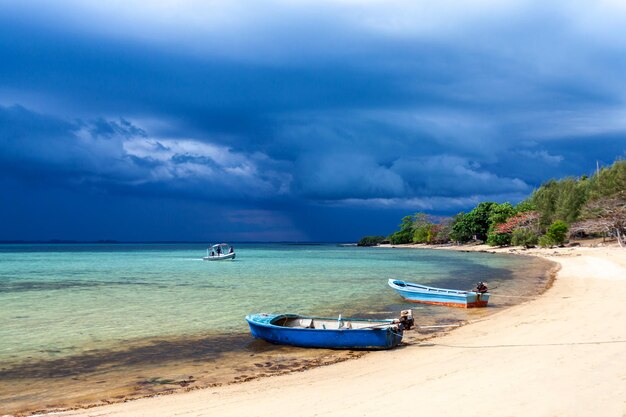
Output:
[{"xmin": 0, "ymin": 239, "xmax": 358, "ymax": 245}]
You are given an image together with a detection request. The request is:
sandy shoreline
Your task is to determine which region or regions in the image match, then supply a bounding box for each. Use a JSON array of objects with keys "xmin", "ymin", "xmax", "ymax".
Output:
[{"xmin": 35, "ymin": 243, "xmax": 626, "ymax": 417}]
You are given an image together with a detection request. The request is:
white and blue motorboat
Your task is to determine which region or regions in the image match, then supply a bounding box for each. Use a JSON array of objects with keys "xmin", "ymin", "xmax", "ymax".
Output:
[{"xmin": 203, "ymin": 243, "xmax": 236, "ymax": 261}]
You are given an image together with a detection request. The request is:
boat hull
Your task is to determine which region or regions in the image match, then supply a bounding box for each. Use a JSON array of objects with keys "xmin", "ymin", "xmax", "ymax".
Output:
[
  {"xmin": 388, "ymin": 279, "xmax": 489, "ymax": 308},
  {"xmin": 245, "ymin": 313, "xmax": 403, "ymax": 350}
]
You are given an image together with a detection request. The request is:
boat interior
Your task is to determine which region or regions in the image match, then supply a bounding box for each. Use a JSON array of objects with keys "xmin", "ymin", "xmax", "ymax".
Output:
[
  {"xmin": 271, "ymin": 316, "xmax": 390, "ymax": 330},
  {"xmin": 392, "ymin": 280, "xmax": 469, "ymax": 295}
]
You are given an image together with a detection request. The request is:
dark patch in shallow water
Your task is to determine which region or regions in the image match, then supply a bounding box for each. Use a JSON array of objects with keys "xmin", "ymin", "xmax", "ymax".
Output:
[
  {"xmin": 0, "ymin": 279, "xmax": 237, "ymax": 294},
  {"xmin": 0, "ymin": 279, "xmax": 156, "ymax": 293},
  {"xmin": 0, "ymin": 333, "xmax": 264, "ymax": 379}
]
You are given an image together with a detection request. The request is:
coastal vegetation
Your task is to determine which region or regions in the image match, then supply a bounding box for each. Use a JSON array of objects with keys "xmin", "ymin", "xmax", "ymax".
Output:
[
  {"xmin": 357, "ymin": 235, "xmax": 386, "ymax": 246},
  {"xmin": 375, "ymin": 159, "xmax": 626, "ymax": 248}
]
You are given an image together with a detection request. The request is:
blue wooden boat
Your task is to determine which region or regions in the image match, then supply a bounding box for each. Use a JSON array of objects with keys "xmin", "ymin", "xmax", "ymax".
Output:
[
  {"xmin": 388, "ymin": 279, "xmax": 490, "ymax": 308},
  {"xmin": 245, "ymin": 311, "xmax": 413, "ymax": 350}
]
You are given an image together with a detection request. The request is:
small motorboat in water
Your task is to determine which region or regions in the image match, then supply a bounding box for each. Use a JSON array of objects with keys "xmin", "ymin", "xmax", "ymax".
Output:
[
  {"xmin": 245, "ymin": 310, "xmax": 413, "ymax": 350},
  {"xmin": 203, "ymin": 243, "xmax": 236, "ymax": 261},
  {"xmin": 388, "ymin": 279, "xmax": 490, "ymax": 308}
]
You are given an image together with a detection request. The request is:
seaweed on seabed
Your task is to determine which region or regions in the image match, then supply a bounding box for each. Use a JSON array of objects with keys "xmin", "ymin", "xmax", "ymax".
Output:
[{"xmin": 139, "ymin": 377, "xmax": 177, "ymax": 385}]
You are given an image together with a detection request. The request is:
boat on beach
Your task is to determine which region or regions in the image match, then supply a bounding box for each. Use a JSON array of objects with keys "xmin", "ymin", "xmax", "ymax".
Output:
[
  {"xmin": 203, "ymin": 243, "xmax": 236, "ymax": 261},
  {"xmin": 388, "ymin": 279, "xmax": 490, "ymax": 308},
  {"xmin": 245, "ymin": 310, "xmax": 413, "ymax": 350}
]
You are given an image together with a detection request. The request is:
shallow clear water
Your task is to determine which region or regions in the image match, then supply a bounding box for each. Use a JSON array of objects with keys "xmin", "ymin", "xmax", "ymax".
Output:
[{"xmin": 0, "ymin": 243, "xmax": 554, "ymax": 414}]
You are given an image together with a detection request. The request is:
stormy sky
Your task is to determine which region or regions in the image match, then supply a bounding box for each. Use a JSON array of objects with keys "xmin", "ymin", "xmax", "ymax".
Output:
[{"xmin": 1, "ymin": 1, "xmax": 625, "ymax": 241}]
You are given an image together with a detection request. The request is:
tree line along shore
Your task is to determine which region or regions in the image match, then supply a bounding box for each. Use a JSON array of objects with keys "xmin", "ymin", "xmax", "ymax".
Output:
[{"xmin": 359, "ymin": 159, "xmax": 625, "ymax": 248}]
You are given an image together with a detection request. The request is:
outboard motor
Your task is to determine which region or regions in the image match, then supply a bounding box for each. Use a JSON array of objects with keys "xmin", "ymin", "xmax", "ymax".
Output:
[
  {"xmin": 398, "ymin": 309, "xmax": 414, "ymax": 330},
  {"xmin": 475, "ymin": 281, "xmax": 489, "ymax": 294}
]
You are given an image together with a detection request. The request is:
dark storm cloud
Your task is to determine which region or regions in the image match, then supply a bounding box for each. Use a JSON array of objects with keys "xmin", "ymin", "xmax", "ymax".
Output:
[
  {"xmin": 87, "ymin": 118, "xmax": 147, "ymax": 140},
  {"xmin": 1, "ymin": 1, "xmax": 625, "ymax": 241},
  {"xmin": 0, "ymin": 105, "xmax": 291, "ymax": 203}
]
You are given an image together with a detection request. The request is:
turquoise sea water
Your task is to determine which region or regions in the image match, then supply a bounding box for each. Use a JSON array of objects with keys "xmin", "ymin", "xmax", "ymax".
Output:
[
  {"xmin": 0, "ymin": 243, "xmax": 550, "ymax": 364},
  {"xmin": 0, "ymin": 243, "xmax": 553, "ymax": 414}
]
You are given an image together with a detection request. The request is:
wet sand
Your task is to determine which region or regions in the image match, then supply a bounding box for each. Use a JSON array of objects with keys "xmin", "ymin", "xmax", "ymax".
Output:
[
  {"xmin": 41, "ymin": 244, "xmax": 626, "ymax": 417},
  {"xmin": 0, "ymin": 335, "xmax": 367, "ymax": 416}
]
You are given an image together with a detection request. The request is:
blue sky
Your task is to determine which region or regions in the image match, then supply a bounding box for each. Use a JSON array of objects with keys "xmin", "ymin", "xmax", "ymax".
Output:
[{"xmin": 1, "ymin": 1, "xmax": 625, "ymax": 241}]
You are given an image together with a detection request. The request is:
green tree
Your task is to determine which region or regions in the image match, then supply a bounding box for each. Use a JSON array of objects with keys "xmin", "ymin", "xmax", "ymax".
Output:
[
  {"xmin": 388, "ymin": 215, "xmax": 414, "ymax": 244},
  {"xmin": 411, "ymin": 213, "xmax": 433, "ymax": 243},
  {"xmin": 488, "ymin": 202, "xmax": 517, "ymax": 225},
  {"xmin": 515, "ymin": 199, "xmax": 536, "ymax": 213},
  {"xmin": 451, "ymin": 202, "xmax": 498, "ymax": 242},
  {"xmin": 530, "ymin": 178, "xmax": 587, "ymax": 230},
  {"xmin": 511, "ymin": 228, "xmax": 539, "ymax": 248},
  {"xmin": 487, "ymin": 232, "xmax": 512, "ymax": 246},
  {"xmin": 529, "ymin": 178, "xmax": 587, "ymax": 229},
  {"xmin": 388, "ymin": 213, "xmax": 455, "ymax": 245},
  {"xmin": 450, "ymin": 212, "xmax": 472, "ymax": 242},
  {"xmin": 545, "ymin": 220, "xmax": 569, "ymax": 245},
  {"xmin": 530, "ymin": 179, "xmax": 557, "ymax": 228},
  {"xmin": 554, "ymin": 179, "xmax": 587, "ymax": 224},
  {"xmin": 413, "ymin": 224, "xmax": 433, "ymax": 243},
  {"xmin": 452, "ymin": 202, "xmax": 516, "ymax": 243},
  {"xmin": 357, "ymin": 236, "xmax": 386, "ymax": 247},
  {"xmin": 486, "ymin": 202, "xmax": 517, "ymax": 246},
  {"xmin": 587, "ymin": 159, "xmax": 626, "ymax": 200}
]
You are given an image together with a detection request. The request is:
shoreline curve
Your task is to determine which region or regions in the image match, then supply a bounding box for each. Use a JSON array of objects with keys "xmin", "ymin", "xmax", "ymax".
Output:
[{"xmin": 35, "ymin": 243, "xmax": 626, "ymax": 417}]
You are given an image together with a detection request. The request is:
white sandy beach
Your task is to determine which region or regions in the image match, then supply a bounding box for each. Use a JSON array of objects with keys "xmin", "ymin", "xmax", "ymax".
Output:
[{"xmin": 50, "ymin": 245, "xmax": 626, "ymax": 417}]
